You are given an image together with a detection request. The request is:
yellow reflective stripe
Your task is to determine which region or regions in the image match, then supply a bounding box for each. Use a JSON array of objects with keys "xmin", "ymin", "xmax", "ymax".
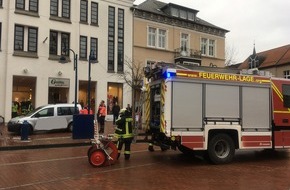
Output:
[
  {"xmin": 271, "ymin": 81, "xmax": 290, "ymax": 113},
  {"xmin": 124, "ymin": 151, "xmax": 130, "ymax": 154},
  {"xmin": 145, "ymin": 84, "xmax": 150, "ymax": 131},
  {"xmin": 160, "ymin": 81, "xmax": 165, "ymax": 133},
  {"xmin": 273, "ymin": 110, "xmax": 290, "ymax": 114},
  {"xmin": 271, "ymin": 81, "xmax": 283, "ymax": 101}
]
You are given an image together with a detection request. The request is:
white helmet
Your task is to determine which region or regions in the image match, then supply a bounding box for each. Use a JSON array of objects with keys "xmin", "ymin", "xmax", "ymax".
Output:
[{"xmin": 119, "ymin": 108, "xmax": 127, "ymax": 115}]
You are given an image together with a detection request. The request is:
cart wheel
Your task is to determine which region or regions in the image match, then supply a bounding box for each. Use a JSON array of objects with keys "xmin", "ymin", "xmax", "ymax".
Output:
[
  {"xmin": 103, "ymin": 141, "xmax": 118, "ymax": 166},
  {"xmin": 89, "ymin": 150, "xmax": 106, "ymax": 167},
  {"xmin": 87, "ymin": 145, "xmax": 96, "ymax": 157}
]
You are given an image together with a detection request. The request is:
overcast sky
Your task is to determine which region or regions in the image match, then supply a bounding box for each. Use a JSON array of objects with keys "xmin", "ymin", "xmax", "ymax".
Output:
[{"xmin": 133, "ymin": 0, "xmax": 290, "ymax": 64}]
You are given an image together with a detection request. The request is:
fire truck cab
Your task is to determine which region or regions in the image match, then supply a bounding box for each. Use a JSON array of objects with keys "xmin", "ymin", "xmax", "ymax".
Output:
[{"xmin": 143, "ymin": 64, "xmax": 290, "ymax": 164}]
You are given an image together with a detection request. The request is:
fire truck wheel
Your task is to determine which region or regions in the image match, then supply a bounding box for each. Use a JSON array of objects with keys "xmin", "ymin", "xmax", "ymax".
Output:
[
  {"xmin": 89, "ymin": 149, "xmax": 106, "ymax": 167},
  {"xmin": 207, "ymin": 134, "xmax": 235, "ymax": 164}
]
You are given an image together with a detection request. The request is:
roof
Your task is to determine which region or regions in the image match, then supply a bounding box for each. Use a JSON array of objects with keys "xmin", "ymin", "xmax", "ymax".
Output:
[
  {"xmin": 238, "ymin": 44, "xmax": 290, "ymax": 69},
  {"xmin": 134, "ymin": 0, "xmax": 228, "ymax": 32}
]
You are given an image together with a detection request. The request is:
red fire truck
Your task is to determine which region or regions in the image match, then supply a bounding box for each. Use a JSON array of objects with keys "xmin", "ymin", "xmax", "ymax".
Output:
[{"xmin": 142, "ymin": 64, "xmax": 290, "ymax": 164}]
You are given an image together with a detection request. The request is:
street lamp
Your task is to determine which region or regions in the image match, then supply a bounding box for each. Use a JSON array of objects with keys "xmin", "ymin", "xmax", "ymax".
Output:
[
  {"xmin": 87, "ymin": 49, "xmax": 97, "ymax": 113},
  {"xmin": 59, "ymin": 49, "xmax": 78, "ymax": 114}
]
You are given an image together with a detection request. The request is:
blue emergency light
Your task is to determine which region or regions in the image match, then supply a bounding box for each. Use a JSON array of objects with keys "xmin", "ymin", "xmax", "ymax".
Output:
[{"xmin": 165, "ymin": 69, "xmax": 176, "ymax": 78}]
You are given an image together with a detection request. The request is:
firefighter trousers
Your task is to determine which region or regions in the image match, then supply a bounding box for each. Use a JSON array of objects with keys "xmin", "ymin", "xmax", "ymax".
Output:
[{"xmin": 117, "ymin": 137, "xmax": 133, "ymax": 160}]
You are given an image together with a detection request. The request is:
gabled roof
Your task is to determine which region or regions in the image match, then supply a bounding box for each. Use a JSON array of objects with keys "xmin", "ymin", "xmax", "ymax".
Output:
[
  {"xmin": 238, "ymin": 44, "xmax": 290, "ymax": 69},
  {"xmin": 134, "ymin": 0, "xmax": 228, "ymax": 32}
]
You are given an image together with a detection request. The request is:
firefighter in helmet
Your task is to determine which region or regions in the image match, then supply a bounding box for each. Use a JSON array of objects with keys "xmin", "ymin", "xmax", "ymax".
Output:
[{"xmin": 114, "ymin": 108, "xmax": 134, "ymax": 160}]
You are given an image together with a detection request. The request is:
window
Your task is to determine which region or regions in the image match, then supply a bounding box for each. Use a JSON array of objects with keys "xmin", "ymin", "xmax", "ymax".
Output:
[
  {"xmin": 28, "ymin": 27, "xmax": 38, "ymax": 52},
  {"xmin": 49, "ymin": 30, "xmax": 70, "ymax": 56},
  {"xmin": 283, "ymin": 84, "xmax": 290, "ymax": 108},
  {"xmin": 201, "ymin": 38, "xmax": 215, "ymax": 56},
  {"xmin": 16, "ymin": 0, "xmax": 25, "ymax": 10},
  {"xmin": 49, "ymin": 31, "xmax": 57, "ymax": 55},
  {"xmin": 37, "ymin": 108, "xmax": 54, "ymax": 117},
  {"xmin": 90, "ymin": 37, "xmax": 98, "ymax": 62},
  {"xmin": 209, "ymin": 39, "xmax": 215, "ymax": 56},
  {"xmin": 14, "ymin": 25, "xmax": 38, "ymax": 53},
  {"xmin": 147, "ymin": 27, "xmax": 167, "ymax": 49},
  {"xmin": 80, "ymin": 0, "xmax": 88, "ymax": 22},
  {"xmin": 201, "ymin": 38, "xmax": 207, "ymax": 55},
  {"xmin": 29, "ymin": 0, "xmax": 38, "ymax": 12},
  {"xmin": 14, "ymin": 25, "xmax": 24, "ymax": 51},
  {"xmin": 148, "ymin": 27, "xmax": 156, "ymax": 47},
  {"xmin": 158, "ymin": 29, "xmax": 166, "ymax": 49},
  {"xmin": 61, "ymin": 32, "xmax": 70, "ymax": 56},
  {"xmin": 91, "ymin": 2, "xmax": 98, "ymax": 25},
  {"xmin": 80, "ymin": 36, "xmax": 87, "ymax": 59},
  {"xmin": 15, "ymin": 0, "xmax": 39, "ymax": 12},
  {"xmin": 181, "ymin": 33, "xmax": 189, "ymax": 52},
  {"xmin": 171, "ymin": 7, "xmax": 178, "ymax": 17},
  {"xmin": 50, "ymin": 0, "xmax": 58, "ymax": 16},
  {"xmin": 62, "ymin": 0, "xmax": 70, "ymax": 18},
  {"xmin": 0, "ymin": 0, "xmax": 2, "ymax": 7},
  {"xmin": 188, "ymin": 12, "xmax": 195, "ymax": 21},
  {"xmin": 284, "ymin": 70, "xmax": 290, "ymax": 79},
  {"xmin": 50, "ymin": 0, "xmax": 70, "ymax": 18},
  {"xmin": 117, "ymin": 8, "xmax": 124, "ymax": 72},
  {"xmin": 108, "ymin": 6, "xmax": 115, "ymax": 71},
  {"xmin": 180, "ymin": 10, "xmax": 187, "ymax": 19}
]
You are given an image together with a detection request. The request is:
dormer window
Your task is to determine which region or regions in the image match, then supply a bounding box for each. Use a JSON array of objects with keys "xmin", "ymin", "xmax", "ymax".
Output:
[
  {"xmin": 171, "ymin": 7, "xmax": 178, "ymax": 17},
  {"xmin": 180, "ymin": 10, "xmax": 186, "ymax": 19},
  {"xmin": 188, "ymin": 12, "xmax": 195, "ymax": 21}
]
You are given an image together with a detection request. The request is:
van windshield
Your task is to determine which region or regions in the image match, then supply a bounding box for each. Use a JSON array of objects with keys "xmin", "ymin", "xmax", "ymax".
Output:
[{"xmin": 25, "ymin": 106, "xmax": 46, "ymax": 116}]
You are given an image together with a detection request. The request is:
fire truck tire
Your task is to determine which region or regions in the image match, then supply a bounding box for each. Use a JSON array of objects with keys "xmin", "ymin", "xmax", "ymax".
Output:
[
  {"xmin": 89, "ymin": 149, "xmax": 106, "ymax": 167},
  {"xmin": 207, "ymin": 134, "xmax": 235, "ymax": 164}
]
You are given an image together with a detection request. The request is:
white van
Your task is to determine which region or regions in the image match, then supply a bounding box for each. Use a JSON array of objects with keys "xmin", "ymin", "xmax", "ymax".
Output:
[{"xmin": 7, "ymin": 104, "xmax": 82, "ymax": 134}]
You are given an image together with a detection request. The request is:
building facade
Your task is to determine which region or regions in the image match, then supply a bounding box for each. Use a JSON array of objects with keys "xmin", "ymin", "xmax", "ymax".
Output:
[
  {"xmin": 132, "ymin": 0, "xmax": 228, "ymax": 68},
  {"xmin": 238, "ymin": 44, "xmax": 290, "ymax": 78},
  {"xmin": 0, "ymin": 0, "xmax": 133, "ymax": 121}
]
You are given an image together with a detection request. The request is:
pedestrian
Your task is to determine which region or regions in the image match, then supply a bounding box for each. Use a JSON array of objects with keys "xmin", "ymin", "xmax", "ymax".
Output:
[
  {"xmin": 114, "ymin": 108, "xmax": 134, "ymax": 160},
  {"xmin": 98, "ymin": 100, "xmax": 107, "ymax": 134},
  {"xmin": 126, "ymin": 104, "xmax": 132, "ymax": 115},
  {"xmin": 112, "ymin": 102, "xmax": 120, "ymax": 125},
  {"xmin": 11, "ymin": 101, "xmax": 18, "ymax": 118},
  {"xmin": 80, "ymin": 105, "xmax": 93, "ymax": 114}
]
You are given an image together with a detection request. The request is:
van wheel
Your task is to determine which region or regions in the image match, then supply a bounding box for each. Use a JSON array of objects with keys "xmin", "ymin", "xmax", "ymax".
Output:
[
  {"xmin": 68, "ymin": 123, "xmax": 73, "ymax": 132},
  {"xmin": 207, "ymin": 134, "xmax": 235, "ymax": 164}
]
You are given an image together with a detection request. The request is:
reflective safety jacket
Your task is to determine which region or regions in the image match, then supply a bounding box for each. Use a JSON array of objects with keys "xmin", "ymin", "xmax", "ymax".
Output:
[{"xmin": 114, "ymin": 115, "xmax": 133, "ymax": 139}]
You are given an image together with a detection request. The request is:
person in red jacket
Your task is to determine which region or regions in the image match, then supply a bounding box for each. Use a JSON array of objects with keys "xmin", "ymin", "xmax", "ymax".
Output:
[
  {"xmin": 79, "ymin": 105, "xmax": 93, "ymax": 114},
  {"xmin": 98, "ymin": 100, "xmax": 107, "ymax": 134}
]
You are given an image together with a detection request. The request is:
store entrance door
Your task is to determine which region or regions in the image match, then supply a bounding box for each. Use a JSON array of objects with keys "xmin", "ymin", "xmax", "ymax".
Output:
[
  {"xmin": 79, "ymin": 81, "xmax": 96, "ymax": 113},
  {"xmin": 12, "ymin": 76, "xmax": 36, "ymax": 116}
]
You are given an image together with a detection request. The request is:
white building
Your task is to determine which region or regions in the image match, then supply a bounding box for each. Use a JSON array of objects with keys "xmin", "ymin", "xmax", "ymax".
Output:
[{"xmin": 0, "ymin": 0, "xmax": 133, "ymax": 121}]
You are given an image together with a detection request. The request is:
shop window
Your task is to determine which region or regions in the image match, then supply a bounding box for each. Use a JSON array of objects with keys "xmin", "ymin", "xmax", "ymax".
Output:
[{"xmin": 107, "ymin": 83, "xmax": 123, "ymax": 114}]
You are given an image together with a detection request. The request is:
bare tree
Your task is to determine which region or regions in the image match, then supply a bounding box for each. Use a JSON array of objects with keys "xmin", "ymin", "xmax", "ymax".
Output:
[
  {"xmin": 119, "ymin": 57, "xmax": 145, "ymax": 125},
  {"xmin": 225, "ymin": 42, "xmax": 239, "ymax": 66}
]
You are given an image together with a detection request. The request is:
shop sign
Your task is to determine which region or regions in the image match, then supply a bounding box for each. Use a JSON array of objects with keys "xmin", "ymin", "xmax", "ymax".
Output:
[{"xmin": 48, "ymin": 78, "xmax": 70, "ymax": 87}]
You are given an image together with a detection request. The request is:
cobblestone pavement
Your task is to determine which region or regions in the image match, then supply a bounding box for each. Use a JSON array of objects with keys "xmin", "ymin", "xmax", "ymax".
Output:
[
  {"xmin": 0, "ymin": 121, "xmax": 146, "ymax": 150},
  {"xmin": 0, "ymin": 144, "xmax": 290, "ymax": 190},
  {"xmin": 1, "ymin": 122, "xmax": 290, "ymax": 190}
]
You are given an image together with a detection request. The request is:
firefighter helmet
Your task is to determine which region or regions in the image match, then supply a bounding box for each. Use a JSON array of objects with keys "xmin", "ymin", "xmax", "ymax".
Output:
[{"xmin": 119, "ymin": 108, "xmax": 127, "ymax": 116}]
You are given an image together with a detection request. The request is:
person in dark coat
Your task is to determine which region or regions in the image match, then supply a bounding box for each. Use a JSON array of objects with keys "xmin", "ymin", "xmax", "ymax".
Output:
[{"xmin": 112, "ymin": 102, "xmax": 120, "ymax": 125}]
